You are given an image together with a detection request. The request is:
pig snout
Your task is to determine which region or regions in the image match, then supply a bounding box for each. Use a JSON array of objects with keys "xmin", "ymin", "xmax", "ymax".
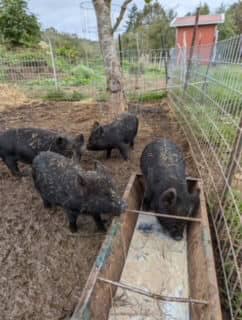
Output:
[
  {"xmin": 169, "ymin": 226, "xmax": 184, "ymax": 241},
  {"xmin": 112, "ymin": 199, "xmax": 127, "ymax": 215},
  {"xmin": 120, "ymin": 200, "xmax": 128, "ymax": 212},
  {"xmin": 172, "ymin": 233, "xmax": 183, "ymax": 241},
  {"xmin": 86, "ymin": 143, "xmax": 92, "ymax": 150}
]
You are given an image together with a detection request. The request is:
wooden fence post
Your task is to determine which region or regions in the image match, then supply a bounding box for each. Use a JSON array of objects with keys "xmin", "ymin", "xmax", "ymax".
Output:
[{"xmin": 48, "ymin": 39, "xmax": 58, "ymax": 89}]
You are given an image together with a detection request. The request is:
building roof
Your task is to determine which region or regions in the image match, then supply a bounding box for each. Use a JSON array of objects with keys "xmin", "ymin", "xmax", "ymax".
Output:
[{"xmin": 170, "ymin": 14, "xmax": 225, "ymax": 27}]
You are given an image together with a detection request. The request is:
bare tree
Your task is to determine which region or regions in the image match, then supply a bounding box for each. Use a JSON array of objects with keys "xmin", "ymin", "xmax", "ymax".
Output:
[{"xmin": 93, "ymin": 0, "xmax": 133, "ymax": 113}]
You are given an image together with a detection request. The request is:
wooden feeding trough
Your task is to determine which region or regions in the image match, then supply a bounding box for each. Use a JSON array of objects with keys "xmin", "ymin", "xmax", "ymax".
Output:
[{"xmin": 70, "ymin": 174, "xmax": 222, "ymax": 320}]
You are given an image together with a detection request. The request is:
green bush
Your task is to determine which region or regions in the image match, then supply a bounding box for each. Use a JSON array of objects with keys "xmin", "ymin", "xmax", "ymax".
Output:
[
  {"xmin": 43, "ymin": 89, "xmax": 86, "ymax": 101},
  {"xmin": 96, "ymin": 91, "xmax": 109, "ymax": 102},
  {"xmin": 146, "ymin": 66, "xmax": 165, "ymax": 74},
  {"xmin": 69, "ymin": 91, "xmax": 86, "ymax": 101},
  {"xmin": 56, "ymin": 46, "xmax": 79, "ymax": 63},
  {"xmin": 62, "ymin": 64, "xmax": 103, "ymax": 86},
  {"xmin": 70, "ymin": 64, "xmax": 95, "ymax": 79}
]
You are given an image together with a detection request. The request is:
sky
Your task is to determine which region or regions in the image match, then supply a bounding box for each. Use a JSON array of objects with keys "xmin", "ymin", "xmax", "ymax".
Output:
[{"xmin": 28, "ymin": 0, "xmax": 236, "ymax": 40}]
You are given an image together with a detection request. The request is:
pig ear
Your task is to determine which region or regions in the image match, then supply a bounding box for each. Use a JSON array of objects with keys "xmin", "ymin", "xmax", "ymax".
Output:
[
  {"xmin": 96, "ymin": 126, "xmax": 104, "ymax": 136},
  {"xmin": 92, "ymin": 121, "xmax": 100, "ymax": 130},
  {"xmin": 194, "ymin": 188, "xmax": 200, "ymax": 196},
  {"xmin": 56, "ymin": 136, "xmax": 67, "ymax": 147},
  {"xmin": 192, "ymin": 187, "xmax": 201, "ymax": 205},
  {"xmin": 160, "ymin": 188, "xmax": 177, "ymax": 207},
  {"xmin": 94, "ymin": 160, "xmax": 109, "ymax": 175},
  {"xmin": 76, "ymin": 133, "xmax": 84, "ymax": 144},
  {"xmin": 77, "ymin": 174, "xmax": 86, "ymax": 186}
]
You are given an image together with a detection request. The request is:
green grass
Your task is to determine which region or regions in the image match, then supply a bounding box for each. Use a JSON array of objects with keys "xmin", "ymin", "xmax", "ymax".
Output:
[
  {"xmin": 190, "ymin": 64, "xmax": 242, "ymax": 113},
  {"xmin": 122, "ymin": 60, "xmax": 165, "ymax": 77},
  {"xmin": 172, "ymin": 82, "xmax": 240, "ymax": 149},
  {"xmin": 210, "ymin": 65, "xmax": 242, "ymax": 91},
  {"xmin": 224, "ymin": 188, "xmax": 242, "ymax": 239},
  {"xmin": 128, "ymin": 90, "xmax": 167, "ymax": 102},
  {"xmin": 96, "ymin": 91, "xmax": 109, "ymax": 102},
  {"xmin": 223, "ymin": 187, "xmax": 242, "ymax": 317},
  {"xmin": 43, "ymin": 89, "xmax": 86, "ymax": 101}
]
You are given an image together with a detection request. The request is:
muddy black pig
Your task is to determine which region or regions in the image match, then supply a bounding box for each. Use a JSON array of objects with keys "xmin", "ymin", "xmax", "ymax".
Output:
[
  {"xmin": 87, "ymin": 112, "xmax": 139, "ymax": 160},
  {"xmin": 140, "ymin": 139, "xmax": 200, "ymax": 240},
  {"xmin": 32, "ymin": 151, "xmax": 127, "ymax": 232},
  {"xmin": 0, "ymin": 128, "xmax": 85, "ymax": 176}
]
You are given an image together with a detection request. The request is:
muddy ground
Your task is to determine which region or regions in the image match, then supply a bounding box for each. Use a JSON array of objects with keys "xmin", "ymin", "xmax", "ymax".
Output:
[{"xmin": 0, "ymin": 101, "xmax": 198, "ymax": 320}]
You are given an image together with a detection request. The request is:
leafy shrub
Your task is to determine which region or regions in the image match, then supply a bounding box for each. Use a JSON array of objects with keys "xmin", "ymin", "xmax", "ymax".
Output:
[
  {"xmin": 62, "ymin": 64, "xmax": 99, "ymax": 86},
  {"xmin": 96, "ymin": 91, "xmax": 109, "ymax": 102},
  {"xmin": 56, "ymin": 46, "xmax": 79, "ymax": 63},
  {"xmin": 70, "ymin": 64, "xmax": 95, "ymax": 79},
  {"xmin": 43, "ymin": 89, "xmax": 85, "ymax": 101}
]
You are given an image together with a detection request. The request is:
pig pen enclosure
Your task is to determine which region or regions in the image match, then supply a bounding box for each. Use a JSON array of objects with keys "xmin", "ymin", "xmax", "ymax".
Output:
[
  {"xmin": 0, "ymin": 100, "xmax": 197, "ymax": 320},
  {"xmin": 0, "ymin": 34, "xmax": 242, "ymax": 320}
]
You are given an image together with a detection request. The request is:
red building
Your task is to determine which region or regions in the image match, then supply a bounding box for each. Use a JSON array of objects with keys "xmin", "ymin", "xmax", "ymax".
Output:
[{"xmin": 170, "ymin": 14, "xmax": 224, "ymax": 62}]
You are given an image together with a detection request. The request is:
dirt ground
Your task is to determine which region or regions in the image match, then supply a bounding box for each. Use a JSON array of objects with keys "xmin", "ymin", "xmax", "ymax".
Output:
[{"xmin": 0, "ymin": 100, "xmax": 198, "ymax": 320}]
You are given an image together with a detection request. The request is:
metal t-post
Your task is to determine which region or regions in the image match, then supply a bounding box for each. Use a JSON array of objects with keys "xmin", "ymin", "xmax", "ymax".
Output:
[
  {"xmin": 184, "ymin": 7, "xmax": 200, "ymax": 91},
  {"xmin": 48, "ymin": 39, "xmax": 58, "ymax": 89}
]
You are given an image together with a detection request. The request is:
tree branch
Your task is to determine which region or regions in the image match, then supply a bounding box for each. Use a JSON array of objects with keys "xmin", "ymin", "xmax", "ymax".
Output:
[{"xmin": 112, "ymin": 0, "xmax": 133, "ymax": 33}]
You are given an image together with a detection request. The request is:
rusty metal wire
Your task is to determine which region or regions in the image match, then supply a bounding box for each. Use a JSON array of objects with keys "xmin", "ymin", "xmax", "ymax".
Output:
[{"xmin": 168, "ymin": 35, "xmax": 242, "ymax": 320}]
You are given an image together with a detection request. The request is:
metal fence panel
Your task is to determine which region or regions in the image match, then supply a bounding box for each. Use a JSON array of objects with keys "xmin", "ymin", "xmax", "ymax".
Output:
[
  {"xmin": 168, "ymin": 35, "xmax": 242, "ymax": 320},
  {"xmin": 0, "ymin": 42, "xmax": 166, "ymax": 99}
]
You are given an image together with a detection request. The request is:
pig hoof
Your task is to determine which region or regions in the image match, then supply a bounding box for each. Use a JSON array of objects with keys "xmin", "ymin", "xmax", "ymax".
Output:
[
  {"xmin": 98, "ymin": 225, "xmax": 107, "ymax": 232},
  {"xmin": 173, "ymin": 235, "xmax": 183, "ymax": 241},
  {"xmin": 43, "ymin": 200, "xmax": 52, "ymax": 209},
  {"xmin": 69, "ymin": 224, "xmax": 78, "ymax": 233},
  {"xmin": 11, "ymin": 171, "xmax": 24, "ymax": 178}
]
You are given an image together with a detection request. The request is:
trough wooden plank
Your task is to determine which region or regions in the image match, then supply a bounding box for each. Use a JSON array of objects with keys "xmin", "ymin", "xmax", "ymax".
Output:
[
  {"xmin": 70, "ymin": 175, "xmax": 222, "ymax": 320},
  {"xmin": 127, "ymin": 209, "xmax": 202, "ymax": 222},
  {"xmin": 70, "ymin": 174, "xmax": 143, "ymax": 320},
  {"xmin": 188, "ymin": 180, "xmax": 222, "ymax": 320},
  {"xmin": 98, "ymin": 277, "xmax": 208, "ymax": 305},
  {"xmin": 108, "ymin": 200, "xmax": 190, "ymax": 320}
]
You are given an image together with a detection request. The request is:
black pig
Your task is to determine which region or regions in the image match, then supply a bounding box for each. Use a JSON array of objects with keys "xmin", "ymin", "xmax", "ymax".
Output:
[
  {"xmin": 87, "ymin": 112, "xmax": 138, "ymax": 160},
  {"xmin": 0, "ymin": 128, "xmax": 84, "ymax": 176},
  {"xmin": 140, "ymin": 139, "xmax": 200, "ymax": 240},
  {"xmin": 32, "ymin": 151, "xmax": 126, "ymax": 232}
]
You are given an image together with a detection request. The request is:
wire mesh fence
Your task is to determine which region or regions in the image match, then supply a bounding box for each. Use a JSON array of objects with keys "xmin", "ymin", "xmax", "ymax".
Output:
[
  {"xmin": 168, "ymin": 35, "xmax": 242, "ymax": 320},
  {"xmin": 0, "ymin": 40, "xmax": 166, "ymax": 100}
]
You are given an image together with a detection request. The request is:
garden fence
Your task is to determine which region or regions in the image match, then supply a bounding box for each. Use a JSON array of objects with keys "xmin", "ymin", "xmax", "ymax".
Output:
[
  {"xmin": 0, "ymin": 40, "xmax": 166, "ymax": 99},
  {"xmin": 168, "ymin": 35, "xmax": 242, "ymax": 320}
]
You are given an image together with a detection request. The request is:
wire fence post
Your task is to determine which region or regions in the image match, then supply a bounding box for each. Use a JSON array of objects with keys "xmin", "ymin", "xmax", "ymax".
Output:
[
  {"xmin": 169, "ymin": 33, "xmax": 242, "ymax": 320},
  {"xmin": 161, "ymin": 35, "xmax": 168, "ymax": 89},
  {"xmin": 184, "ymin": 7, "xmax": 200, "ymax": 90},
  {"xmin": 48, "ymin": 39, "xmax": 58, "ymax": 89},
  {"xmin": 164, "ymin": 50, "xmax": 168, "ymax": 89},
  {"xmin": 201, "ymin": 41, "xmax": 215, "ymax": 104}
]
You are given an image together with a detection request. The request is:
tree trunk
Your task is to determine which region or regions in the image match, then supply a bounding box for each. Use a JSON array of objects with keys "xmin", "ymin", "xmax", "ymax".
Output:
[{"xmin": 93, "ymin": 0, "xmax": 127, "ymax": 114}]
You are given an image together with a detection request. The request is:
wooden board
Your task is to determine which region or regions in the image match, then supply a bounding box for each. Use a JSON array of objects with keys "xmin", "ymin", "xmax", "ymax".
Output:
[
  {"xmin": 108, "ymin": 213, "xmax": 189, "ymax": 320},
  {"xmin": 70, "ymin": 174, "xmax": 143, "ymax": 320},
  {"xmin": 188, "ymin": 179, "xmax": 222, "ymax": 320},
  {"xmin": 70, "ymin": 175, "xmax": 222, "ymax": 320}
]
